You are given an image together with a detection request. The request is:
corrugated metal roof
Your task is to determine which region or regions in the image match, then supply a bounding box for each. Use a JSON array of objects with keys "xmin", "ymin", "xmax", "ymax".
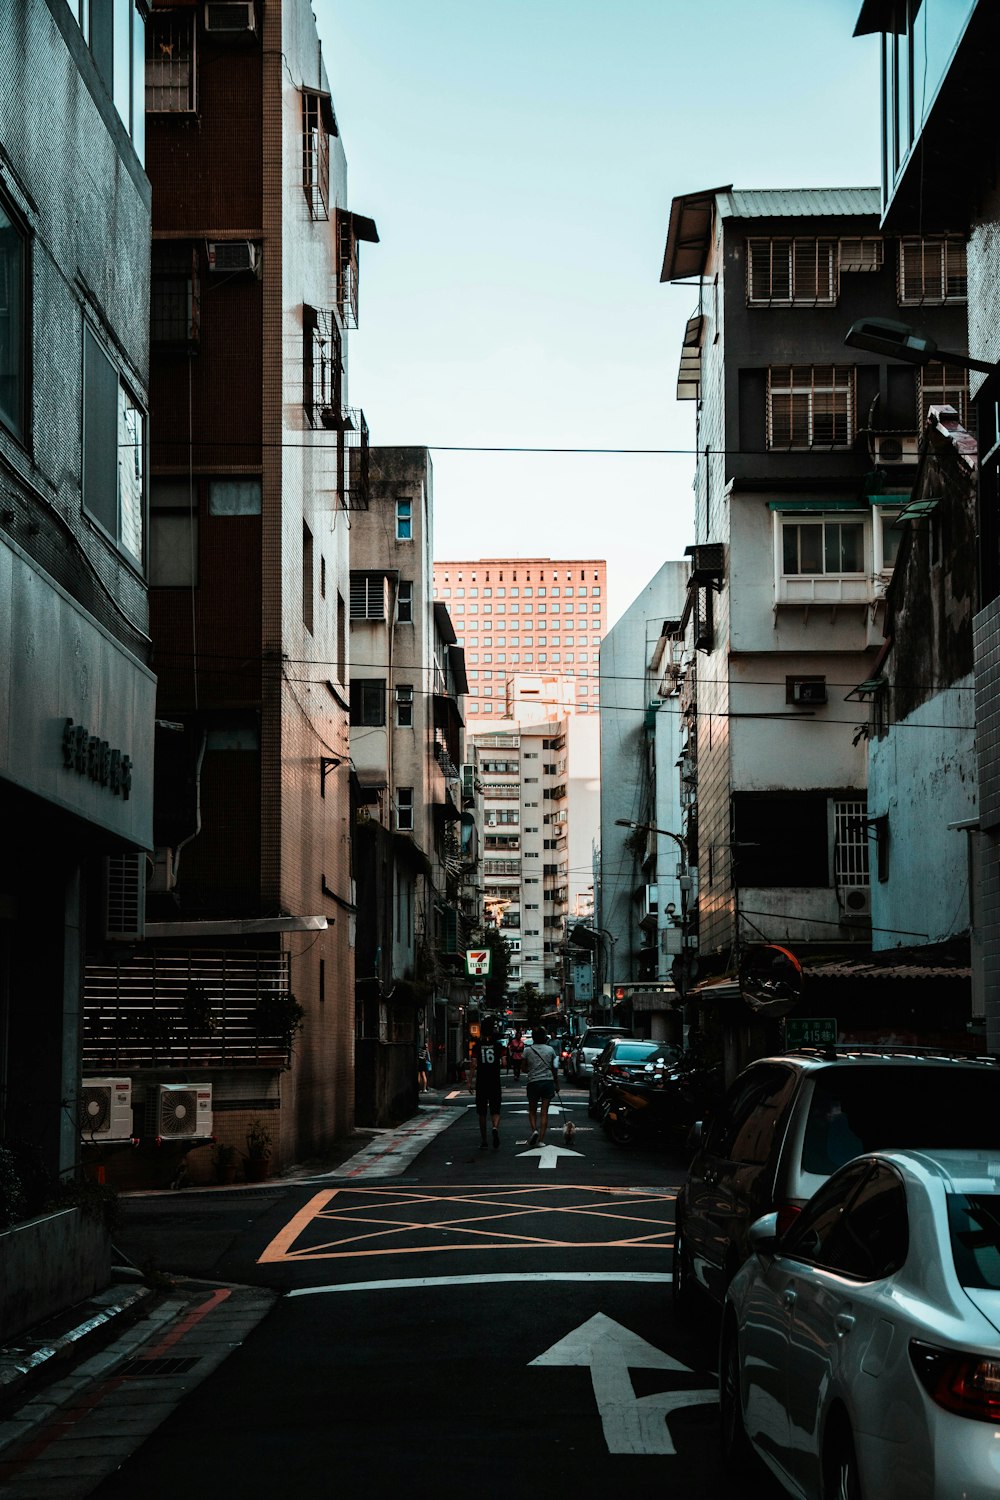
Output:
[{"xmin": 721, "ymin": 188, "xmax": 881, "ymax": 220}]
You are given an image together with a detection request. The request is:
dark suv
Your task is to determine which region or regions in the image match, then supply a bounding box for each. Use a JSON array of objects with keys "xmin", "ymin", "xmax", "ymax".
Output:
[{"xmin": 673, "ymin": 1048, "xmax": 1000, "ymax": 1314}]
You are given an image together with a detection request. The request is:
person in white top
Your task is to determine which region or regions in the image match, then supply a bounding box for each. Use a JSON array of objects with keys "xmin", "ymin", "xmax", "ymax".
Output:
[{"xmin": 522, "ymin": 1027, "xmax": 558, "ymax": 1146}]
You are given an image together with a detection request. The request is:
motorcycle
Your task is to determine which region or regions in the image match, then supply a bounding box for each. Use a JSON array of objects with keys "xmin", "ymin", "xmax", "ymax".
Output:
[{"xmin": 604, "ymin": 1056, "xmax": 723, "ymax": 1148}]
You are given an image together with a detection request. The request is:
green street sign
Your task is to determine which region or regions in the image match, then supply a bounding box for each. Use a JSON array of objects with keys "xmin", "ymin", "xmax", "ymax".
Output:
[{"xmin": 785, "ymin": 1016, "xmax": 837, "ymax": 1048}]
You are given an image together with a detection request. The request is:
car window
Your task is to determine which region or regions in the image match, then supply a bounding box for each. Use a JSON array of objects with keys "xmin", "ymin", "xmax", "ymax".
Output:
[
  {"xmin": 821, "ymin": 1164, "xmax": 908, "ymax": 1279},
  {"xmin": 948, "ymin": 1194, "xmax": 1000, "ymax": 1290},
  {"xmin": 611, "ymin": 1043, "xmax": 661, "ymax": 1063},
  {"xmin": 708, "ymin": 1064, "xmax": 798, "ymax": 1165},
  {"xmin": 780, "ymin": 1161, "xmax": 873, "ymax": 1264}
]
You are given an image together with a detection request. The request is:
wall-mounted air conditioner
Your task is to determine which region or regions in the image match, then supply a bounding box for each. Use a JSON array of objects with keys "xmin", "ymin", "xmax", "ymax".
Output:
[
  {"xmin": 841, "ymin": 888, "xmax": 871, "ymax": 920},
  {"xmin": 204, "ymin": 2, "xmax": 257, "ymax": 35},
  {"xmin": 207, "ymin": 240, "xmax": 259, "ymax": 275},
  {"xmin": 148, "ymin": 1083, "xmax": 213, "ymax": 1140},
  {"xmin": 80, "ymin": 1078, "xmax": 133, "ymax": 1141},
  {"xmin": 873, "ymin": 434, "xmax": 920, "ymax": 465},
  {"xmin": 791, "ymin": 678, "xmax": 827, "ymax": 705}
]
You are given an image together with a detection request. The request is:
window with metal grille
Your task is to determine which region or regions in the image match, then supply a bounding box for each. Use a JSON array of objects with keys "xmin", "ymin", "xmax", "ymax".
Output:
[
  {"xmin": 151, "ymin": 244, "xmax": 199, "ymax": 346},
  {"xmin": 302, "ymin": 305, "xmax": 341, "ymax": 427},
  {"xmin": 898, "ymin": 237, "xmax": 967, "ymax": 305},
  {"xmin": 747, "ymin": 239, "xmax": 837, "ymax": 305},
  {"xmin": 146, "ymin": 13, "xmax": 195, "ymax": 113},
  {"xmin": 834, "ymin": 799, "xmax": 870, "ymax": 889},
  {"xmin": 782, "ymin": 518, "xmax": 864, "ymax": 575},
  {"xmin": 349, "ymin": 572, "xmax": 387, "ymax": 620},
  {"xmin": 768, "ymin": 366, "xmax": 854, "ymax": 448},
  {"xmin": 301, "ymin": 90, "xmax": 330, "ymax": 220},
  {"xmin": 395, "ymin": 684, "xmax": 414, "ymax": 727},
  {"xmin": 918, "ymin": 365, "xmax": 973, "ymax": 430},
  {"xmin": 839, "ymin": 237, "xmax": 883, "ymax": 273},
  {"xmin": 338, "ymin": 214, "xmax": 359, "ymax": 328},
  {"xmin": 349, "ymin": 679, "xmax": 386, "ymax": 726}
]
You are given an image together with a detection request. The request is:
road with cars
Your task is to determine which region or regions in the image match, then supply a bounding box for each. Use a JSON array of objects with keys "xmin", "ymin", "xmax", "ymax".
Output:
[{"xmin": 40, "ymin": 1079, "xmax": 782, "ymax": 1499}]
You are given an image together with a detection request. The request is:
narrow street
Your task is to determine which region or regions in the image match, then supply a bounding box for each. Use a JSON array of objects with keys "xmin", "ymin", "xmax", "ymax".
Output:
[{"xmin": 0, "ymin": 1083, "xmax": 781, "ymax": 1498}]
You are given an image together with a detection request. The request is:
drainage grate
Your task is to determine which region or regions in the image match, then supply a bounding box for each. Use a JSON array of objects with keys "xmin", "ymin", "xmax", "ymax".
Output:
[{"xmin": 120, "ymin": 1355, "xmax": 200, "ymax": 1378}]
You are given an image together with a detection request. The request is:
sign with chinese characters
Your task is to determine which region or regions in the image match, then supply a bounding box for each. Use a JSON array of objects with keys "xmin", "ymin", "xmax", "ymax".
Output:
[
  {"xmin": 785, "ymin": 1016, "xmax": 837, "ymax": 1049},
  {"xmin": 62, "ymin": 719, "xmax": 132, "ymax": 799}
]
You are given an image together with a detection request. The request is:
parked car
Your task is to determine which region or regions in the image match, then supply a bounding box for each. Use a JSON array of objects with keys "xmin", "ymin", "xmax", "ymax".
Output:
[
  {"xmin": 721, "ymin": 1148, "xmax": 1000, "ymax": 1499},
  {"xmin": 673, "ymin": 1048, "xmax": 1000, "ymax": 1315},
  {"xmin": 570, "ymin": 1026, "xmax": 632, "ymax": 1084},
  {"xmin": 588, "ymin": 1039, "xmax": 678, "ymax": 1117}
]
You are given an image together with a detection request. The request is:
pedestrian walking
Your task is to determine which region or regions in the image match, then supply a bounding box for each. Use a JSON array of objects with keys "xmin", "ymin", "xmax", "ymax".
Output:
[
  {"xmin": 523, "ymin": 1027, "xmax": 558, "ymax": 1146},
  {"xmin": 468, "ymin": 1018, "xmax": 506, "ymax": 1149},
  {"xmin": 417, "ymin": 1041, "xmax": 429, "ymax": 1093},
  {"xmin": 509, "ymin": 1029, "xmax": 524, "ymax": 1079}
]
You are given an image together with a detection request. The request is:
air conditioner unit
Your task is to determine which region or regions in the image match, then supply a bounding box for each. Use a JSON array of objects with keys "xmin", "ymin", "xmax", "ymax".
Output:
[
  {"xmin": 204, "ymin": 2, "xmax": 257, "ymax": 35},
  {"xmin": 792, "ymin": 678, "xmax": 828, "ymax": 705},
  {"xmin": 80, "ymin": 1078, "xmax": 133, "ymax": 1141},
  {"xmin": 207, "ymin": 240, "xmax": 259, "ymax": 275},
  {"xmin": 873, "ymin": 434, "xmax": 920, "ymax": 465},
  {"xmin": 842, "ymin": 888, "xmax": 871, "ymax": 920},
  {"xmin": 149, "ymin": 1083, "xmax": 213, "ymax": 1140}
]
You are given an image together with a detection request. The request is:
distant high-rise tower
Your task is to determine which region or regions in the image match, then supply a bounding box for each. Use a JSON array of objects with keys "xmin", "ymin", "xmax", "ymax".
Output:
[{"xmin": 433, "ymin": 557, "xmax": 607, "ymax": 721}]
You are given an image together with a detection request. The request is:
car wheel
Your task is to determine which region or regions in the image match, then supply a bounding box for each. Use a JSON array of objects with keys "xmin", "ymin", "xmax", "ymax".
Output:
[
  {"xmin": 671, "ymin": 1221, "xmax": 698, "ymax": 1321},
  {"xmin": 609, "ymin": 1113, "xmax": 636, "ymax": 1145},
  {"xmin": 823, "ymin": 1421, "xmax": 862, "ymax": 1500},
  {"xmin": 719, "ymin": 1319, "xmax": 754, "ymax": 1474}
]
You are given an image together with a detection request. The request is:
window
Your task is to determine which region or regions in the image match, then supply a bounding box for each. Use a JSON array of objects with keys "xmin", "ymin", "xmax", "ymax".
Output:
[
  {"xmin": 149, "ymin": 478, "xmax": 196, "ymax": 587},
  {"xmin": 303, "ymin": 305, "xmax": 341, "ymax": 427},
  {"xmin": 768, "ymin": 366, "xmax": 854, "ymax": 448},
  {"xmin": 0, "ymin": 197, "xmax": 26, "ymax": 440},
  {"xmin": 899, "ymin": 237, "xmax": 967, "ymax": 305},
  {"xmin": 83, "ymin": 324, "xmax": 145, "ymax": 565},
  {"xmin": 350, "ymin": 679, "xmax": 386, "ymax": 726},
  {"xmin": 302, "ymin": 521, "xmax": 314, "ymax": 633},
  {"xmin": 840, "ymin": 237, "xmax": 883, "ymax": 273},
  {"xmin": 350, "ymin": 572, "xmax": 386, "ymax": 620},
  {"xmin": 397, "ymin": 580, "xmax": 413, "ymax": 623},
  {"xmin": 395, "ymin": 684, "xmax": 414, "ymax": 727},
  {"xmin": 337, "ymin": 592, "xmax": 346, "ymax": 683},
  {"xmin": 146, "ymin": 11, "xmax": 195, "ymax": 113},
  {"xmin": 733, "ymin": 792, "xmax": 830, "ymax": 887},
  {"xmin": 782, "ymin": 518, "xmax": 864, "ymax": 575},
  {"xmin": 747, "ymin": 238, "xmax": 837, "ymax": 305},
  {"xmin": 208, "ymin": 478, "xmax": 261, "ymax": 516},
  {"xmin": 706, "ymin": 1064, "xmax": 797, "ymax": 1163},
  {"xmin": 302, "ymin": 89, "xmax": 331, "ymax": 219},
  {"xmin": 151, "ymin": 243, "xmax": 199, "ymax": 347},
  {"xmin": 919, "ymin": 365, "xmax": 972, "ymax": 429},
  {"xmin": 396, "ymin": 786, "xmax": 414, "ymax": 831},
  {"xmin": 396, "ymin": 498, "xmax": 412, "ymax": 540}
]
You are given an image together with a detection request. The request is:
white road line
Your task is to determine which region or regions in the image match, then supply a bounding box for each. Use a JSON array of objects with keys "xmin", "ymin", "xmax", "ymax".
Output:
[{"xmin": 288, "ymin": 1272, "xmax": 673, "ymax": 1297}]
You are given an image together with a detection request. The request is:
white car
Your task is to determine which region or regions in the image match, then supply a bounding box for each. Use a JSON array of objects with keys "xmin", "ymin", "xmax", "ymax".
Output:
[{"xmin": 721, "ymin": 1149, "xmax": 1000, "ymax": 1499}]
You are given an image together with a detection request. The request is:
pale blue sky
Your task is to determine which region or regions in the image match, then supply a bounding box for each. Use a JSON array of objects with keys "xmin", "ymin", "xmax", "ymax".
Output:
[{"xmin": 314, "ymin": 0, "xmax": 880, "ymax": 624}]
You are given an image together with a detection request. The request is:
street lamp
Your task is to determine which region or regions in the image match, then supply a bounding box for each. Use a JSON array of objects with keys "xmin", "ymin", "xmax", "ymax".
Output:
[
  {"xmin": 844, "ymin": 316, "xmax": 996, "ymax": 375},
  {"xmin": 615, "ymin": 819, "xmax": 692, "ymax": 998}
]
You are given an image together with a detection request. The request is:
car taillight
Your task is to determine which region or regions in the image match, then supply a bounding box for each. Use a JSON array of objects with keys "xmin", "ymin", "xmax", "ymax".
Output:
[
  {"xmin": 910, "ymin": 1340, "xmax": 1000, "ymax": 1423},
  {"xmin": 775, "ymin": 1203, "xmax": 801, "ymax": 1237},
  {"xmin": 608, "ymin": 1065, "xmax": 628, "ymax": 1079}
]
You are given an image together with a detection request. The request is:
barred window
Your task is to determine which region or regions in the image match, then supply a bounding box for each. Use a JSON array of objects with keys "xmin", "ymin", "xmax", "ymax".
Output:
[
  {"xmin": 748, "ymin": 238, "xmax": 837, "ymax": 305},
  {"xmin": 151, "ymin": 244, "xmax": 199, "ymax": 346},
  {"xmin": 898, "ymin": 237, "xmax": 967, "ymax": 305},
  {"xmin": 919, "ymin": 365, "xmax": 973, "ymax": 430},
  {"xmin": 302, "ymin": 89, "xmax": 331, "ymax": 220},
  {"xmin": 146, "ymin": 12, "xmax": 195, "ymax": 113},
  {"xmin": 349, "ymin": 679, "xmax": 386, "ymax": 727},
  {"xmin": 768, "ymin": 366, "xmax": 854, "ymax": 449},
  {"xmin": 302, "ymin": 305, "xmax": 341, "ymax": 426}
]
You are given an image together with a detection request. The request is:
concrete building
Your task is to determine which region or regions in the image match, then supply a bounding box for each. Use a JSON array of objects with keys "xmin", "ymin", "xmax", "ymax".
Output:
[
  {"xmin": 434, "ymin": 557, "xmax": 607, "ymax": 721},
  {"xmin": 349, "ymin": 447, "xmax": 473, "ymax": 1111},
  {"xmin": 659, "ymin": 186, "xmax": 972, "ymax": 1010},
  {"xmin": 852, "ymin": 0, "xmax": 999, "ymax": 1047},
  {"xmin": 599, "ymin": 563, "xmax": 691, "ymax": 1030},
  {"xmin": 80, "ymin": 1, "xmax": 375, "ymax": 1182},
  {"xmin": 0, "ymin": 2, "xmax": 154, "ymax": 1215}
]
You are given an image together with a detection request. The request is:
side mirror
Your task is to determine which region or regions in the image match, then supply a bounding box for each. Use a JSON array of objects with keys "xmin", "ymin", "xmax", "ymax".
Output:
[{"xmin": 748, "ymin": 1212, "xmax": 780, "ymax": 1256}]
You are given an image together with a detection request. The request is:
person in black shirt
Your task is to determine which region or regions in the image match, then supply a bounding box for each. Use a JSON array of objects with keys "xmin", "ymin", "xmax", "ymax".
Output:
[{"xmin": 469, "ymin": 1018, "xmax": 506, "ymax": 1150}]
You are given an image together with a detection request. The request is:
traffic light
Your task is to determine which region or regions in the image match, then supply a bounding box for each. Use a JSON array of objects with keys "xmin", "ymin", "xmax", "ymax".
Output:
[{"xmin": 615, "ymin": 986, "xmax": 626, "ymax": 1002}]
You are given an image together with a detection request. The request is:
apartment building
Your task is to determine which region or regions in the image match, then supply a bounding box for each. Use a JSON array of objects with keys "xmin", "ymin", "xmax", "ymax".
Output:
[
  {"xmin": 80, "ymin": 1, "xmax": 374, "ymax": 1181},
  {"xmin": 433, "ymin": 557, "xmax": 607, "ymax": 721},
  {"xmin": 659, "ymin": 186, "xmax": 971, "ymax": 995}
]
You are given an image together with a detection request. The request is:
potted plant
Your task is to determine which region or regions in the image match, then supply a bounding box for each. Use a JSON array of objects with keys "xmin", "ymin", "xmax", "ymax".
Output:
[
  {"xmin": 212, "ymin": 1142, "xmax": 238, "ymax": 1185},
  {"xmin": 243, "ymin": 1118, "xmax": 273, "ymax": 1182},
  {"xmin": 254, "ymin": 991, "xmax": 305, "ymax": 1046}
]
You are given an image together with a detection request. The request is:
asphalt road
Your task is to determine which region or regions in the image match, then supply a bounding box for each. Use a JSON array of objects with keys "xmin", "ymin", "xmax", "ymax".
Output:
[{"xmin": 78, "ymin": 1081, "xmax": 782, "ymax": 1499}]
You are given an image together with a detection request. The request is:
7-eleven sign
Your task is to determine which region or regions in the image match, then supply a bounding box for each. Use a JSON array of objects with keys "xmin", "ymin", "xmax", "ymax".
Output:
[{"xmin": 465, "ymin": 949, "xmax": 492, "ymax": 977}]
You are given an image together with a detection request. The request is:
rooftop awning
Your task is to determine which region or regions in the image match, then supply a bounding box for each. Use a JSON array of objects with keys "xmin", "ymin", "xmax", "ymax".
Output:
[
  {"xmin": 350, "ymin": 213, "xmax": 379, "ymax": 244},
  {"xmin": 144, "ymin": 916, "xmax": 327, "ymax": 938}
]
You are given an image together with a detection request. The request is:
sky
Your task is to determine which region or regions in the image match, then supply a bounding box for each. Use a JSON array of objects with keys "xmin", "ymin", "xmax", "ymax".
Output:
[{"xmin": 314, "ymin": 0, "xmax": 881, "ymax": 627}]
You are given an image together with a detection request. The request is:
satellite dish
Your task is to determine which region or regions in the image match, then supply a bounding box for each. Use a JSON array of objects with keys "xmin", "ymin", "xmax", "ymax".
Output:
[{"xmin": 739, "ymin": 944, "xmax": 803, "ymax": 1017}]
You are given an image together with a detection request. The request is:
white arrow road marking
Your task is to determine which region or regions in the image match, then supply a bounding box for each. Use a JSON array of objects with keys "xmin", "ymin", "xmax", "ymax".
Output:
[
  {"xmin": 530, "ymin": 1312, "xmax": 717, "ymax": 1455},
  {"xmin": 517, "ymin": 1144, "xmax": 584, "ymax": 1170}
]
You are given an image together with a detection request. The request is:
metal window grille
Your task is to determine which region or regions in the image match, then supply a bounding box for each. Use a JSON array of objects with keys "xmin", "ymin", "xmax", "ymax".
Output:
[
  {"xmin": 834, "ymin": 800, "xmax": 869, "ymax": 888},
  {"xmin": 302, "ymin": 91, "xmax": 329, "ymax": 220},
  {"xmin": 338, "ymin": 215, "xmax": 359, "ymax": 327},
  {"xmin": 302, "ymin": 306, "xmax": 341, "ymax": 427},
  {"xmin": 349, "ymin": 572, "xmax": 387, "ymax": 620},
  {"xmin": 768, "ymin": 365, "xmax": 854, "ymax": 448},
  {"xmin": 918, "ymin": 364, "xmax": 973, "ymax": 430},
  {"xmin": 839, "ymin": 237, "xmax": 883, "ymax": 273},
  {"xmin": 146, "ymin": 14, "xmax": 195, "ymax": 113},
  {"xmin": 151, "ymin": 244, "xmax": 200, "ymax": 345},
  {"xmin": 898, "ymin": 237, "xmax": 968, "ymax": 305},
  {"xmin": 747, "ymin": 238, "xmax": 837, "ymax": 305}
]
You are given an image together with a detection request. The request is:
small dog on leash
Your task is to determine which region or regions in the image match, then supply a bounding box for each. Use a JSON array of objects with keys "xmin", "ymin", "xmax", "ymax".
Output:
[{"xmin": 563, "ymin": 1117, "xmax": 576, "ymax": 1146}]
